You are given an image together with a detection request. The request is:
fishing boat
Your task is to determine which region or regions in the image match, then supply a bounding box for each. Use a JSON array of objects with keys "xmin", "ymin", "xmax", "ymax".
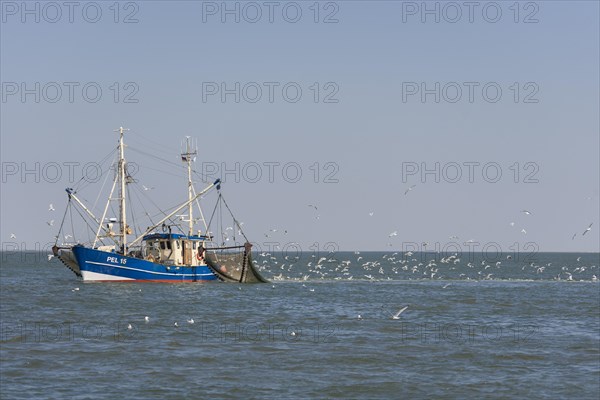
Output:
[{"xmin": 52, "ymin": 127, "xmax": 268, "ymax": 283}]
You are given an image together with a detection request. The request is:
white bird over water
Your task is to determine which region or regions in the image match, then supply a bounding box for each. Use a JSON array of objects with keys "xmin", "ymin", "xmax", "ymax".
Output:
[
  {"xmin": 582, "ymin": 223, "xmax": 593, "ymax": 236},
  {"xmin": 187, "ymin": 318, "xmax": 195, "ymax": 324},
  {"xmin": 47, "ymin": 220, "xmax": 54, "ymax": 226},
  {"xmin": 391, "ymin": 306, "xmax": 409, "ymax": 319},
  {"xmin": 48, "ymin": 203, "xmax": 55, "ymax": 211},
  {"xmin": 389, "ymin": 231, "xmax": 398, "ymax": 237},
  {"xmin": 521, "ymin": 210, "xmax": 532, "ymax": 215},
  {"xmin": 47, "ymin": 254, "xmax": 54, "ymax": 261},
  {"xmin": 521, "ymin": 229, "xmax": 527, "ymax": 234},
  {"xmin": 404, "ymin": 185, "xmax": 416, "ymax": 195},
  {"xmin": 127, "ymin": 324, "xmax": 133, "ymax": 330},
  {"xmin": 144, "ymin": 316, "xmax": 150, "ymax": 322},
  {"xmin": 10, "ymin": 233, "xmax": 16, "ymax": 239},
  {"xmin": 174, "ymin": 322, "xmax": 179, "ymax": 327},
  {"xmin": 369, "ymin": 212, "xmax": 374, "ymax": 216}
]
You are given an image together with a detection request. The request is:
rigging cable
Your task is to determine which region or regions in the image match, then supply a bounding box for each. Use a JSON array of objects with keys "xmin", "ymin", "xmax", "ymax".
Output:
[
  {"xmin": 219, "ymin": 194, "xmax": 249, "ymax": 243},
  {"xmin": 205, "ymin": 193, "xmax": 221, "ymax": 241},
  {"xmin": 69, "ymin": 202, "xmax": 76, "ymax": 244},
  {"xmin": 54, "ymin": 197, "xmax": 72, "ymax": 246},
  {"xmin": 92, "ymin": 152, "xmax": 118, "ymax": 211}
]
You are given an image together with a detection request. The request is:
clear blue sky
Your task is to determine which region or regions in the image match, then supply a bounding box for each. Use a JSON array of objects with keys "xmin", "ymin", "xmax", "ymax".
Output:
[{"xmin": 1, "ymin": 1, "xmax": 598, "ymax": 254}]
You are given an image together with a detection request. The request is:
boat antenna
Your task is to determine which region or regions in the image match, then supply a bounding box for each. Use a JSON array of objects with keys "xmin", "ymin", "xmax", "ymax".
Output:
[
  {"xmin": 182, "ymin": 136, "xmax": 197, "ymax": 236},
  {"xmin": 114, "ymin": 126, "xmax": 129, "ymax": 253}
]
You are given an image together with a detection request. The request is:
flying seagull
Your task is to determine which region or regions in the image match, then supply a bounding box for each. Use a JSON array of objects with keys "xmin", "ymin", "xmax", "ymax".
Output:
[
  {"xmin": 582, "ymin": 223, "xmax": 593, "ymax": 236},
  {"xmin": 10, "ymin": 233, "xmax": 16, "ymax": 239},
  {"xmin": 308, "ymin": 204, "xmax": 318, "ymax": 211},
  {"xmin": 521, "ymin": 210, "xmax": 532, "ymax": 215},
  {"xmin": 389, "ymin": 231, "xmax": 398, "ymax": 237},
  {"xmin": 404, "ymin": 185, "xmax": 416, "ymax": 195},
  {"xmin": 391, "ymin": 305, "xmax": 409, "ymax": 319},
  {"xmin": 48, "ymin": 203, "xmax": 55, "ymax": 211}
]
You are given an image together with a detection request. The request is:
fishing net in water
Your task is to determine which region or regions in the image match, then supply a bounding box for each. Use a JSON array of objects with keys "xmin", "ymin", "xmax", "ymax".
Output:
[{"xmin": 204, "ymin": 242, "xmax": 268, "ymax": 283}]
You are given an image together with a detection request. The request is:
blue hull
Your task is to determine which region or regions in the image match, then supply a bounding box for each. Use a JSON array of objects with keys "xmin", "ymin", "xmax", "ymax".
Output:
[{"xmin": 72, "ymin": 246, "xmax": 218, "ymax": 282}]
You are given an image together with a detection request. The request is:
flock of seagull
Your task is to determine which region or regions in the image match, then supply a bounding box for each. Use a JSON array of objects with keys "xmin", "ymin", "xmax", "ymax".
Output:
[
  {"xmin": 249, "ymin": 207, "xmax": 597, "ymax": 283},
  {"xmin": 253, "ymin": 250, "xmax": 598, "ymax": 283}
]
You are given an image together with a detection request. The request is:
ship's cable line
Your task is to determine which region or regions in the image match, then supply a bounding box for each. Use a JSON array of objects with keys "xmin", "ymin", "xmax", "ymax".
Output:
[
  {"xmin": 92, "ymin": 154, "xmax": 117, "ymax": 211},
  {"xmin": 129, "ymin": 146, "xmax": 216, "ymax": 183},
  {"xmin": 205, "ymin": 195, "xmax": 220, "ymax": 245},
  {"xmin": 129, "ymin": 184, "xmax": 157, "ymax": 233},
  {"xmin": 54, "ymin": 198, "xmax": 71, "ymax": 246},
  {"xmin": 127, "ymin": 144, "xmax": 221, "ymax": 183},
  {"xmin": 219, "ymin": 193, "xmax": 249, "ymax": 243},
  {"xmin": 219, "ymin": 195, "xmax": 225, "ymax": 245},
  {"xmin": 128, "ymin": 130, "xmax": 180, "ymax": 156},
  {"xmin": 128, "ymin": 147, "xmax": 186, "ymax": 172},
  {"xmin": 126, "ymin": 144, "xmax": 219, "ymax": 188},
  {"xmin": 68, "ymin": 203, "xmax": 76, "ymax": 244},
  {"xmin": 204, "ymin": 192, "xmax": 249, "ymax": 246},
  {"xmin": 73, "ymin": 148, "xmax": 118, "ymax": 193},
  {"xmin": 128, "ymin": 163, "xmax": 185, "ymax": 179}
]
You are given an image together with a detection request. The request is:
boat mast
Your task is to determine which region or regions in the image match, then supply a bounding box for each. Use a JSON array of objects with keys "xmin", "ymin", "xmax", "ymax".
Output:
[
  {"xmin": 115, "ymin": 126, "xmax": 129, "ymax": 253},
  {"xmin": 182, "ymin": 137, "xmax": 197, "ymax": 236}
]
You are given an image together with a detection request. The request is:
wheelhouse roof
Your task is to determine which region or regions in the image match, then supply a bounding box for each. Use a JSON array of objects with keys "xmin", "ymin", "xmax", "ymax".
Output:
[{"xmin": 142, "ymin": 233, "xmax": 209, "ymax": 241}]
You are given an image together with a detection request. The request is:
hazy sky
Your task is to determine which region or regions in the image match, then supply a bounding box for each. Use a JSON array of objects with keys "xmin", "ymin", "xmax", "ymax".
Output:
[{"xmin": 1, "ymin": 1, "xmax": 598, "ymax": 255}]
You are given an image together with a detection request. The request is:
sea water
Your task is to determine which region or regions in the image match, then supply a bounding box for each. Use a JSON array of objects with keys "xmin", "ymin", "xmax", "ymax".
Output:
[{"xmin": 1, "ymin": 251, "xmax": 599, "ymax": 399}]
